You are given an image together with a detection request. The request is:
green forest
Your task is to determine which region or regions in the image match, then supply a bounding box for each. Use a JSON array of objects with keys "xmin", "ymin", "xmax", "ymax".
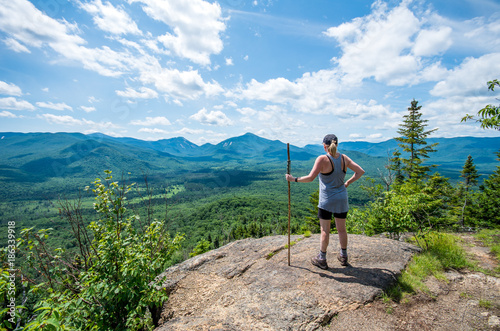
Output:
[{"xmin": 1, "ymin": 89, "xmax": 500, "ymax": 330}]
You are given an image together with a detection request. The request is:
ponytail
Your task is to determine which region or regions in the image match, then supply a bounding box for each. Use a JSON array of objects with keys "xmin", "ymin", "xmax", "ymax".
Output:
[{"xmin": 327, "ymin": 141, "xmax": 337, "ymax": 156}]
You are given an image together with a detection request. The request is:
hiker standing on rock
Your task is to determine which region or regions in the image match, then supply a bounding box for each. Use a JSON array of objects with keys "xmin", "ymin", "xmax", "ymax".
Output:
[{"xmin": 286, "ymin": 134, "xmax": 365, "ymax": 269}]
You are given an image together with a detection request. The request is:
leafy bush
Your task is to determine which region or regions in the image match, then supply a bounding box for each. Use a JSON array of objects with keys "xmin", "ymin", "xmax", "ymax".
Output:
[
  {"xmin": 19, "ymin": 171, "xmax": 184, "ymax": 330},
  {"xmin": 190, "ymin": 240, "xmax": 211, "ymax": 257},
  {"xmin": 345, "ymin": 208, "xmax": 371, "ymax": 235},
  {"xmin": 366, "ymin": 180, "xmax": 448, "ymax": 240}
]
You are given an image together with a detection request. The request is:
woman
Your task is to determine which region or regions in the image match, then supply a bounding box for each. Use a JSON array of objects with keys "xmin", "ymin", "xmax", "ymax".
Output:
[{"xmin": 286, "ymin": 134, "xmax": 365, "ymax": 269}]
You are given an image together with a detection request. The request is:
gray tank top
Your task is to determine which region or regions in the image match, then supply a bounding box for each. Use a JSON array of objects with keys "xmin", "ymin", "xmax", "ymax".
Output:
[{"xmin": 318, "ymin": 154, "xmax": 348, "ymax": 214}]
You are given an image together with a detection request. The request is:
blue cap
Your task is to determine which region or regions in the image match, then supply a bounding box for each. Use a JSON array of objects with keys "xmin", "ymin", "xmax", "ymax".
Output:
[{"xmin": 323, "ymin": 134, "xmax": 338, "ymax": 145}]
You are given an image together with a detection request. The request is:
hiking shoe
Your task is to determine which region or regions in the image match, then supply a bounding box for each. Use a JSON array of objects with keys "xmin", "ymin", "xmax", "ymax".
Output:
[
  {"xmin": 311, "ymin": 256, "xmax": 328, "ymax": 270},
  {"xmin": 337, "ymin": 253, "xmax": 348, "ymax": 266}
]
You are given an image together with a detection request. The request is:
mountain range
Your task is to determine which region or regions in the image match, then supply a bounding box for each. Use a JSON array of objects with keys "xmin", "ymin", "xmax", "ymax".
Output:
[{"xmin": 0, "ymin": 132, "xmax": 499, "ymax": 183}]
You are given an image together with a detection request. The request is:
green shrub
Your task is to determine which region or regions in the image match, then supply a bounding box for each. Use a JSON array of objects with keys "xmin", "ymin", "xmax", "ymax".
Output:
[
  {"xmin": 190, "ymin": 240, "xmax": 211, "ymax": 257},
  {"xmin": 385, "ymin": 232, "xmax": 470, "ymax": 302},
  {"xmin": 424, "ymin": 232, "xmax": 469, "ymax": 270},
  {"xmin": 19, "ymin": 171, "xmax": 184, "ymax": 330}
]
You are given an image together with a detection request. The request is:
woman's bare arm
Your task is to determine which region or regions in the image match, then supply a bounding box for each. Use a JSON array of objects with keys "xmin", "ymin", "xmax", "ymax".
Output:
[
  {"xmin": 343, "ymin": 155, "xmax": 365, "ymax": 188},
  {"xmin": 286, "ymin": 155, "xmax": 325, "ymax": 183}
]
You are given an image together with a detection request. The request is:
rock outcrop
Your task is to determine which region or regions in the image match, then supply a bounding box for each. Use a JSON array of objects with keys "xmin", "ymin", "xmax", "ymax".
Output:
[{"xmin": 154, "ymin": 234, "xmax": 420, "ymax": 330}]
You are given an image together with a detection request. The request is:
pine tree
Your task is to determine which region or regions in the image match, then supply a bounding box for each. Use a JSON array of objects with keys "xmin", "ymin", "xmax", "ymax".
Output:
[
  {"xmin": 459, "ymin": 155, "xmax": 480, "ymax": 226},
  {"xmin": 475, "ymin": 150, "xmax": 500, "ymax": 227},
  {"xmin": 461, "ymin": 155, "xmax": 479, "ymax": 190},
  {"xmin": 394, "ymin": 99, "xmax": 438, "ymax": 181},
  {"xmin": 389, "ymin": 149, "xmax": 405, "ymax": 187}
]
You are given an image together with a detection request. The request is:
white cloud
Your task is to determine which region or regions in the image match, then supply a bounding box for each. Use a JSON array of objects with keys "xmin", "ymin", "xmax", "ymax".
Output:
[
  {"xmin": 323, "ymin": 1, "xmax": 451, "ymax": 86},
  {"xmin": 0, "ymin": 0, "xmax": 131, "ymax": 77},
  {"xmin": 348, "ymin": 133, "xmax": 363, "ymax": 140},
  {"xmin": 40, "ymin": 113, "xmax": 82, "ymax": 126},
  {"xmin": 0, "ymin": 110, "xmax": 18, "ymax": 118},
  {"xmin": 230, "ymin": 69, "xmax": 396, "ymax": 121},
  {"xmin": 231, "ymin": 76, "xmax": 307, "ymax": 105},
  {"xmin": 367, "ymin": 133, "xmax": 383, "ymax": 140},
  {"xmin": 42, "ymin": 87, "xmax": 49, "ymax": 92},
  {"xmin": 418, "ymin": 61, "xmax": 449, "ymax": 82},
  {"xmin": 189, "ymin": 108, "xmax": 232, "ymax": 126},
  {"xmin": 0, "ymin": 1, "xmax": 82, "ymax": 48},
  {"xmin": 0, "ymin": 81, "xmax": 22, "ymax": 96},
  {"xmin": 131, "ymin": 0, "xmax": 226, "ymax": 65},
  {"xmin": 236, "ymin": 107, "xmax": 257, "ymax": 116},
  {"xmin": 424, "ymin": 95, "xmax": 496, "ymax": 137},
  {"xmin": 3, "ymin": 37, "xmax": 30, "ymax": 53},
  {"xmin": 412, "ymin": 26, "xmax": 453, "ymax": 57},
  {"xmin": 36, "ymin": 101, "xmax": 72, "ymax": 111},
  {"xmin": 252, "ymin": 105, "xmax": 305, "ymax": 138},
  {"xmin": 79, "ymin": 0, "xmax": 141, "ymax": 35},
  {"xmin": 430, "ymin": 53, "xmax": 500, "ymax": 98},
  {"xmin": 116, "ymin": 86, "xmax": 158, "ymax": 99},
  {"xmin": 0, "ymin": 97, "xmax": 35, "ymax": 110},
  {"xmin": 138, "ymin": 127, "xmax": 168, "ymax": 134},
  {"xmin": 139, "ymin": 67, "xmax": 223, "ymax": 100},
  {"xmin": 225, "ymin": 57, "xmax": 234, "ymax": 66},
  {"xmin": 80, "ymin": 106, "xmax": 96, "ymax": 113},
  {"xmin": 461, "ymin": 17, "xmax": 500, "ymax": 51},
  {"xmin": 130, "ymin": 116, "xmax": 171, "ymax": 126},
  {"xmin": 39, "ymin": 113, "xmax": 120, "ymax": 130},
  {"xmin": 0, "ymin": 1, "xmax": 226, "ymax": 101}
]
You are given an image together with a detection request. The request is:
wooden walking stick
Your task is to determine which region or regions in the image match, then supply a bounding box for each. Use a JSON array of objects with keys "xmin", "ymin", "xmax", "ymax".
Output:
[{"xmin": 287, "ymin": 143, "xmax": 291, "ymax": 266}]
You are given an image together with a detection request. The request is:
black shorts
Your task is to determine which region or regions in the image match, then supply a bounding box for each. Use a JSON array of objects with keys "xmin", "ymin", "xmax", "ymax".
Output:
[{"xmin": 318, "ymin": 208, "xmax": 348, "ymax": 220}]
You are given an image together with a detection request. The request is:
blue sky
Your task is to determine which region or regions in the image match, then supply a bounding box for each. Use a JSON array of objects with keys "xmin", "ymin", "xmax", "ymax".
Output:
[{"xmin": 0, "ymin": 0, "xmax": 499, "ymax": 146}]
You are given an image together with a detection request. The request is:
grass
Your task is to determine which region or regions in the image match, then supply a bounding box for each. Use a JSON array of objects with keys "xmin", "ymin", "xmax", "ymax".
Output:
[
  {"xmin": 383, "ymin": 232, "xmax": 472, "ymax": 303},
  {"xmin": 479, "ymin": 299, "xmax": 493, "ymax": 309},
  {"xmin": 474, "ymin": 229, "xmax": 500, "ymax": 274},
  {"xmin": 266, "ymin": 233, "xmax": 310, "ymax": 260}
]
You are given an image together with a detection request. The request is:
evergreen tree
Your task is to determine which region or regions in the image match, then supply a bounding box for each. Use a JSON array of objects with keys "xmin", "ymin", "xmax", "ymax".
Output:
[
  {"xmin": 475, "ymin": 150, "xmax": 500, "ymax": 227},
  {"xmin": 394, "ymin": 99, "xmax": 438, "ymax": 181},
  {"xmin": 305, "ymin": 190, "xmax": 321, "ymax": 233},
  {"xmin": 389, "ymin": 149, "xmax": 405, "ymax": 187},
  {"xmin": 461, "ymin": 155, "xmax": 480, "ymax": 189},
  {"xmin": 423, "ymin": 172, "xmax": 455, "ymax": 228},
  {"xmin": 459, "ymin": 155, "xmax": 480, "ymax": 226}
]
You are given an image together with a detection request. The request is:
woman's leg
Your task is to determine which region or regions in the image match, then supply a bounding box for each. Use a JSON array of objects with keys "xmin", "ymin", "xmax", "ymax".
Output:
[
  {"xmin": 319, "ymin": 218, "xmax": 331, "ymax": 253},
  {"xmin": 335, "ymin": 217, "xmax": 347, "ymax": 250}
]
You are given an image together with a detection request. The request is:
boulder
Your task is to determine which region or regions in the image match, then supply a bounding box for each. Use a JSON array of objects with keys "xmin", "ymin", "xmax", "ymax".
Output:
[{"xmin": 154, "ymin": 234, "xmax": 420, "ymax": 330}]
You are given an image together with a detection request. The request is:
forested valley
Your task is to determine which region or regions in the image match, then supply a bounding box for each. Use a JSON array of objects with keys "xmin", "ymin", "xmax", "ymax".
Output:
[{"xmin": 1, "ymin": 97, "xmax": 499, "ymax": 330}]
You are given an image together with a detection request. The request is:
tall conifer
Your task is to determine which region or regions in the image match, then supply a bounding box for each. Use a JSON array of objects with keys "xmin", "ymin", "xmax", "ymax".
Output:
[
  {"xmin": 389, "ymin": 149, "xmax": 405, "ymax": 187},
  {"xmin": 394, "ymin": 99, "xmax": 438, "ymax": 181},
  {"xmin": 475, "ymin": 150, "xmax": 500, "ymax": 227},
  {"xmin": 461, "ymin": 155, "xmax": 479, "ymax": 190},
  {"xmin": 460, "ymin": 154, "xmax": 479, "ymax": 226}
]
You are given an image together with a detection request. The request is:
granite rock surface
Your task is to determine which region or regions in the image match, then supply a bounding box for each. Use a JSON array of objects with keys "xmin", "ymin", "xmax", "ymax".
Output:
[{"xmin": 154, "ymin": 234, "xmax": 420, "ymax": 331}]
